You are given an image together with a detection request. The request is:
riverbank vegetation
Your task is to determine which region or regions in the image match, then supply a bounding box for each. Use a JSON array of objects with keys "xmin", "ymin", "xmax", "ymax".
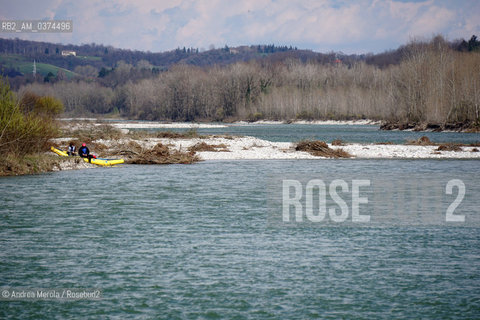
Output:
[
  {"xmin": 0, "ymin": 77, "xmax": 64, "ymax": 175},
  {"xmin": 4, "ymin": 35, "xmax": 480, "ymax": 131}
]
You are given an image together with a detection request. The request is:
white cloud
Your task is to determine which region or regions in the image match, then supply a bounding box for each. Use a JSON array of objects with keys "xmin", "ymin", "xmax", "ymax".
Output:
[
  {"xmin": 409, "ymin": 5, "xmax": 455, "ymax": 36},
  {"xmin": 1, "ymin": 0, "xmax": 479, "ymax": 53}
]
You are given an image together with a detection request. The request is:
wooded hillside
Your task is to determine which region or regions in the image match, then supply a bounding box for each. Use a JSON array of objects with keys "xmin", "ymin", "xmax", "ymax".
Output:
[{"xmin": 2, "ymin": 35, "xmax": 480, "ymax": 129}]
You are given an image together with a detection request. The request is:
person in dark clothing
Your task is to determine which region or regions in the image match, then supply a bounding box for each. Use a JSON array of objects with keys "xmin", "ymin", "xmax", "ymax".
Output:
[
  {"xmin": 78, "ymin": 143, "xmax": 94, "ymax": 162},
  {"xmin": 67, "ymin": 142, "xmax": 76, "ymax": 156},
  {"xmin": 78, "ymin": 143, "xmax": 89, "ymax": 157}
]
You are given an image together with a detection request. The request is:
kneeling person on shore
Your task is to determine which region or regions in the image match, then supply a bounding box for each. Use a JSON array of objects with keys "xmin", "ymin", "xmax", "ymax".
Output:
[
  {"xmin": 67, "ymin": 142, "xmax": 76, "ymax": 156},
  {"xmin": 79, "ymin": 143, "xmax": 95, "ymax": 162}
]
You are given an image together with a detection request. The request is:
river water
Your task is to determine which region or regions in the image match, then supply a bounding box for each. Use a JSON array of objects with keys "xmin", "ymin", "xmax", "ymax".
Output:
[
  {"xmin": 1, "ymin": 125, "xmax": 479, "ymax": 319},
  {"xmin": 139, "ymin": 123, "xmax": 480, "ymax": 144}
]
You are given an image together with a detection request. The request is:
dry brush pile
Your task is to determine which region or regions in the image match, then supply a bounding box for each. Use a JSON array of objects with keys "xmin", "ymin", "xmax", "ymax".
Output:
[
  {"xmin": 295, "ymin": 140, "xmax": 352, "ymax": 158},
  {"xmin": 121, "ymin": 142, "xmax": 199, "ymax": 165},
  {"xmin": 188, "ymin": 142, "xmax": 229, "ymax": 152}
]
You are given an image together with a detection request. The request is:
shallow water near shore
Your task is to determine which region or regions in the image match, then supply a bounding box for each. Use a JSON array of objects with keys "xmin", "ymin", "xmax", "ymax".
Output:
[{"xmin": 1, "ymin": 159, "xmax": 479, "ymax": 319}]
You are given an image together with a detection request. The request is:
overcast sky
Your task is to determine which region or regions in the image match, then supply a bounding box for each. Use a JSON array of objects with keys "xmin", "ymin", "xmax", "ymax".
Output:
[{"xmin": 1, "ymin": 0, "xmax": 479, "ymax": 53}]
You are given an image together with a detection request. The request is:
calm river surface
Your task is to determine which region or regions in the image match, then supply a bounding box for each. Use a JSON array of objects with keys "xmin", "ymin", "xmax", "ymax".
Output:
[
  {"xmin": 139, "ymin": 123, "xmax": 480, "ymax": 144},
  {"xmin": 1, "ymin": 125, "xmax": 479, "ymax": 319}
]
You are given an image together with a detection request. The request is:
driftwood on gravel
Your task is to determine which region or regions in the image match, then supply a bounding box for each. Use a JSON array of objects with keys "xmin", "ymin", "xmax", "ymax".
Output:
[
  {"xmin": 127, "ymin": 143, "xmax": 199, "ymax": 164},
  {"xmin": 406, "ymin": 136, "xmax": 433, "ymax": 145},
  {"xmin": 109, "ymin": 142, "xmax": 199, "ymax": 164},
  {"xmin": 188, "ymin": 142, "xmax": 230, "ymax": 152},
  {"xmin": 436, "ymin": 144, "xmax": 462, "ymax": 152},
  {"xmin": 295, "ymin": 140, "xmax": 352, "ymax": 158}
]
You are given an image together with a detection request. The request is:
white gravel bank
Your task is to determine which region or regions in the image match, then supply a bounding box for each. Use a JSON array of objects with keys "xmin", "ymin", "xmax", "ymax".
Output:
[
  {"xmin": 109, "ymin": 122, "xmax": 228, "ymax": 129},
  {"xmin": 61, "ymin": 132, "xmax": 480, "ymax": 161},
  {"xmin": 127, "ymin": 136, "xmax": 480, "ymax": 160},
  {"xmin": 340, "ymin": 143, "xmax": 480, "ymax": 159}
]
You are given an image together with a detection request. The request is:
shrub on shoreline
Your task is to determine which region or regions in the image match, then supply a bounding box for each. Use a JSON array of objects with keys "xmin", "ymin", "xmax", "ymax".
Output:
[
  {"xmin": 0, "ymin": 78, "xmax": 63, "ymax": 156},
  {"xmin": 0, "ymin": 77, "xmax": 64, "ymax": 175}
]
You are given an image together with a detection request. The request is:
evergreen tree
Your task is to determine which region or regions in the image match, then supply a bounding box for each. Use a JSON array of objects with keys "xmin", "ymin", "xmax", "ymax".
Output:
[{"xmin": 468, "ymin": 35, "xmax": 479, "ymax": 51}]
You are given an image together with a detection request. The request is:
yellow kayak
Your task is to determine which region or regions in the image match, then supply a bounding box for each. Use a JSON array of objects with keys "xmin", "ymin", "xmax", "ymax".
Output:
[
  {"xmin": 87, "ymin": 157, "xmax": 124, "ymax": 166},
  {"xmin": 50, "ymin": 147, "xmax": 124, "ymax": 167},
  {"xmin": 51, "ymin": 146, "xmax": 69, "ymax": 157}
]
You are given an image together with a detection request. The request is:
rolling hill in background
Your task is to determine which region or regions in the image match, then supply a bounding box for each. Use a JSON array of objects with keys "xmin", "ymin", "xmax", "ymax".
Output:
[
  {"xmin": 0, "ymin": 54, "xmax": 78, "ymax": 79},
  {"xmin": 0, "ymin": 37, "xmax": 376, "ymax": 79},
  {"xmin": 1, "ymin": 36, "xmax": 477, "ymax": 80},
  {"xmin": 0, "ymin": 35, "xmax": 478, "ymax": 127}
]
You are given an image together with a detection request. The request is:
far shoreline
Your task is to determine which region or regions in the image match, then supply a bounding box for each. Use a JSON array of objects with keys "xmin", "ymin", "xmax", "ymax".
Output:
[
  {"xmin": 58, "ymin": 118, "xmax": 480, "ymax": 132},
  {"xmin": 59, "ymin": 118, "xmax": 382, "ymax": 129}
]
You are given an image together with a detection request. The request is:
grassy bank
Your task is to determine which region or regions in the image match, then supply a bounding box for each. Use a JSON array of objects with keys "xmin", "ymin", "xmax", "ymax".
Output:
[{"xmin": 0, "ymin": 154, "xmax": 62, "ymax": 176}]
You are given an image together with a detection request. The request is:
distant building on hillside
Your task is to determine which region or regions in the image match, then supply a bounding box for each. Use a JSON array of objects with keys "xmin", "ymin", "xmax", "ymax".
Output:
[{"xmin": 61, "ymin": 50, "xmax": 76, "ymax": 56}]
